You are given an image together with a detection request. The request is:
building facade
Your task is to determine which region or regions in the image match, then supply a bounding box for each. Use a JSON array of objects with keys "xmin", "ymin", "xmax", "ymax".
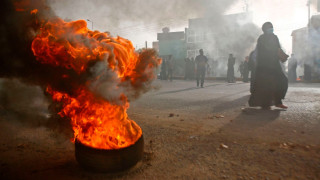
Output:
[
  {"xmin": 292, "ymin": 14, "xmax": 320, "ymax": 80},
  {"xmin": 154, "ymin": 12, "xmax": 256, "ymax": 77},
  {"xmin": 185, "ymin": 12, "xmax": 254, "ymax": 77},
  {"xmin": 157, "ymin": 28, "xmax": 187, "ymax": 76}
]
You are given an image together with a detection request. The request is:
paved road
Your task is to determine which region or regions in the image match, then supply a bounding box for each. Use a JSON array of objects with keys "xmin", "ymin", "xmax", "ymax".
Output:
[
  {"xmin": 0, "ymin": 79, "xmax": 319, "ymax": 179},
  {"xmin": 132, "ymin": 80, "xmax": 320, "ymax": 133},
  {"xmin": 129, "ymin": 80, "xmax": 320, "ymax": 179}
]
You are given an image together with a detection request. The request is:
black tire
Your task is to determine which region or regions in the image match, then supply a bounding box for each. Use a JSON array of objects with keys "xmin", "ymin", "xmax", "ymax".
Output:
[{"xmin": 75, "ymin": 135, "xmax": 144, "ymax": 173}]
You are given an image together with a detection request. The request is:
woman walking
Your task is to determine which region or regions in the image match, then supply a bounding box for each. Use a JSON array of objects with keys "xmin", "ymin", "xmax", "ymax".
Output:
[{"xmin": 248, "ymin": 22, "xmax": 288, "ymax": 109}]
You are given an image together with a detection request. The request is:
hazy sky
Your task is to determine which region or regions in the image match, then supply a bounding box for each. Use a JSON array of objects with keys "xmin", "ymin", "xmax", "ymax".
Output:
[
  {"xmin": 50, "ymin": 0, "xmax": 319, "ymax": 54},
  {"xmin": 234, "ymin": 0, "xmax": 318, "ymax": 53}
]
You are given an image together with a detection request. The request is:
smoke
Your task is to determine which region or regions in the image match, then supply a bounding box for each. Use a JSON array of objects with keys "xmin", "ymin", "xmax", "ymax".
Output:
[
  {"xmin": 46, "ymin": 0, "xmax": 261, "ymax": 77},
  {"xmin": 48, "ymin": 0, "xmax": 236, "ymax": 29},
  {"xmin": 47, "ymin": 0, "xmax": 238, "ymax": 48},
  {"xmin": 292, "ymin": 15, "xmax": 320, "ymax": 78},
  {"xmin": 209, "ymin": 18, "xmax": 260, "ymax": 76},
  {"xmin": 0, "ymin": 0, "xmax": 160, "ymax": 130},
  {"xmin": 0, "ymin": 78, "xmax": 49, "ymax": 117},
  {"xmin": 88, "ymin": 49, "xmax": 161, "ymax": 105},
  {"xmin": 0, "ymin": 0, "xmax": 259, "ymax": 105}
]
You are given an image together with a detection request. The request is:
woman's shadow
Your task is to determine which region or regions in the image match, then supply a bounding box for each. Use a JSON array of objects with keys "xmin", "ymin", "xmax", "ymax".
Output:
[
  {"xmin": 213, "ymin": 94, "xmax": 285, "ymax": 134},
  {"xmin": 220, "ymin": 107, "xmax": 284, "ymax": 135}
]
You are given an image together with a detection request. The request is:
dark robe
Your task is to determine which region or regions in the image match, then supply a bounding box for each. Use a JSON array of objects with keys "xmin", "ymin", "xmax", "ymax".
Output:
[
  {"xmin": 288, "ymin": 58, "xmax": 297, "ymax": 82},
  {"xmin": 242, "ymin": 61, "xmax": 249, "ymax": 82},
  {"xmin": 227, "ymin": 57, "xmax": 235, "ymax": 82},
  {"xmin": 160, "ymin": 60, "xmax": 167, "ymax": 80},
  {"xmin": 248, "ymin": 34, "xmax": 288, "ymax": 107},
  {"xmin": 248, "ymin": 50, "xmax": 257, "ymax": 94}
]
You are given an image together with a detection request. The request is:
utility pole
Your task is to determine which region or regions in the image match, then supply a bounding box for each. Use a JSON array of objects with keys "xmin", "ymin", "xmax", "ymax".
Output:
[
  {"xmin": 244, "ymin": 0, "xmax": 249, "ymax": 12},
  {"xmin": 307, "ymin": 0, "xmax": 312, "ymax": 42},
  {"xmin": 305, "ymin": 0, "xmax": 312, "ymax": 81},
  {"xmin": 307, "ymin": 0, "xmax": 311, "ymax": 28},
  {"xmin": 87, "ymin": 19, "xmax": 93, "ymax": 30}
]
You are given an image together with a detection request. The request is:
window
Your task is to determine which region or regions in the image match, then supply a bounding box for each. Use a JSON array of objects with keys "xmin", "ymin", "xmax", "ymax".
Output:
[
  {"xmin": 187, "ymin": 30, "xmax": 196, "ymax": 43},
  {"xmin": 188, "ymin": 30, "xmax": 207, "ymax": 43}
]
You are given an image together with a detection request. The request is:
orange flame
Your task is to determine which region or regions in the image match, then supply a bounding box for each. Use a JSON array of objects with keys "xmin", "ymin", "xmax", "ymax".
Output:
[
  {"xmin": 47, "ymin": 87, "xmax": 141, "ymax": 149},
  {"xmin": 30, "ymin": 9, "xmax": 38, "ymax": 15},
  {"xmin": 32, "ymin": 17, "xmax": 160, "ymax": 149}
]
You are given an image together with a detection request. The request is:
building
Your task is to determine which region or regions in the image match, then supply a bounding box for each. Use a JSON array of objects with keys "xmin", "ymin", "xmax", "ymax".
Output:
[
  {"xmin": 152, "ymin": 41, "xmax": 159, "ymax": 53},
  {"xmin": 291, "ymin": 27, "xmax": 308, "ymax": 61},
  {"xmin": 185, "ymin": 12, "xmax": 255, "ymax": 76},
  {"xmin": 154, "ymin": 12, "xmax": 256, "ymax": 77},
  {"xmin": 156, "ymin": 27, "xmax": 187, "ymax": 76},
  {"xmin": 291, "ymin": 14, "xmax": 320, "ymax": 80}
]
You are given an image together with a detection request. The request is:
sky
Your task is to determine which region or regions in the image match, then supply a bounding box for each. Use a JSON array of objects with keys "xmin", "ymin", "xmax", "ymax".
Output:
[
  {"xmin": 235, "ymin": 0, "xmax": 318, "ymax": 53},
  {"xmin": 50, "ymin": 0, "xmax": 319, "ymax": 54}
]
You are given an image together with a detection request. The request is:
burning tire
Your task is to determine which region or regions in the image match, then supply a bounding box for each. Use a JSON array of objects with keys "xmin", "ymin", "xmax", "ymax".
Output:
[{"xmin": 75, "ymin": 135, "xmax": 144, "ymax": 173}]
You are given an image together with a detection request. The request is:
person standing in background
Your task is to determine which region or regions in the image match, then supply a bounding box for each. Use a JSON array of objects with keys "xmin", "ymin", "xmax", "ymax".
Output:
[
  {"xmin": 190, "ymin": 57, "xmax": 195, "ymax": 80},
  {"xmin": 238, "ymin": 61, "xmax": 244, "ymax": 78},
  {"xmin": 195, "ymin": 49, "xmax": 208, "ymax": 88},
  {"xmin": 167, "ymin": 55, "xmax": 174, "ymax": 82},
  {"xmin": 227, "ymin": 54, "xmax": 236, "ymax": 83},
  {"xmin": 288, "ymin": 54, "xmax": 298, "ymax": 83},
  {"xmin": 248, "ymin": 49, "xmax": 257, "ymax": 93},
  {"xmin": 160, "ymin": 58, "xmax": 167, "ymax": 80}
]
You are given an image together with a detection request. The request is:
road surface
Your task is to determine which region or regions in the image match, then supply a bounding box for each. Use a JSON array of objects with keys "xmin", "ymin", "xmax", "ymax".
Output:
[{"xmin": 0, "ymin": 79, "xmax": 319, "ymax": 179}]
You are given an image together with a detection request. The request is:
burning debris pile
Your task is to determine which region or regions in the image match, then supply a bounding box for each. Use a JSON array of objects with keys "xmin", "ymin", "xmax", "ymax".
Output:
[
  {"xmin": 31, "ymin": 17, "xmax": 161, "ymax": 149},
  {"xmin": 1, "ymin": 0, "xmax": 160, "ymax": 156}
]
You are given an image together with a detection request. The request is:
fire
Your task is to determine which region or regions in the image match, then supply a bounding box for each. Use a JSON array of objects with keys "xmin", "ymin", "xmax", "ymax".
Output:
[
  {"xmin": 47, "ymin": 87, "xmax": 141, "ymax": 149},
  {"xmin": 30, "ymin": 9, "xmax": 38, "ymax": 15},
  {"xmin": 32, "ymin": 17, "xmax": 161, "ymax": 149}
]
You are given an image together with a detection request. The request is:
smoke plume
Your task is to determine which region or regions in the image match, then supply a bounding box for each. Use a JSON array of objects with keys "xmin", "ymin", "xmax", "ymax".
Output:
[
  {"xmin": 0, "ymin": 0, "xmax": 160, "ymax": 131},
  {"xmin": 48, "ymin": 0, "xmax": 237, "ymax": 30},
  {"xmin": 41, "ymin": 0, "xmax": 260, "ymax": 77},
  {"xmin": 0, "ymin": 0, "xmax": 259, "ymax": 113}
]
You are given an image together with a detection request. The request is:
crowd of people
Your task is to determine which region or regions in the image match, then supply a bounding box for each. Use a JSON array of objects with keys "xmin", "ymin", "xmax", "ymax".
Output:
[
  {"xmin": 159, "ymin": 21, "xmax": 294, "ymax": 110},
  {"xmin": 160, "ymin": 55, "xmax": 174, "ymax": 81}
]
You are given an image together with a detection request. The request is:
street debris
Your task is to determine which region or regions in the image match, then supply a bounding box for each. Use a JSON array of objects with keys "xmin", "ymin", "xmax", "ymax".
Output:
[
  {"xmin": 220, "ymin": 143, "xmax": 229, "ymax": 149},
  {"xmin": 208, "ymin": 114, "xmax": 225, "ymax": 119},
  {"xmin": 278, "ymin": 142, "xmax": 313, "ymax": 151},
  {"xmin": 279, "ymin": 143, "xmax": 289, "ymax": 149},
  {"xmin": 189, "ymin": 136, "xmax": 199, "ymax": 140}
]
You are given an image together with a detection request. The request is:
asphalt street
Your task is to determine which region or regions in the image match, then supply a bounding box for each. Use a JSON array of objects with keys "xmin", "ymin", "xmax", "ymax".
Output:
[{"xmin": 0, "ymin": 79, "xmax": 319, "ymax": 179}]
